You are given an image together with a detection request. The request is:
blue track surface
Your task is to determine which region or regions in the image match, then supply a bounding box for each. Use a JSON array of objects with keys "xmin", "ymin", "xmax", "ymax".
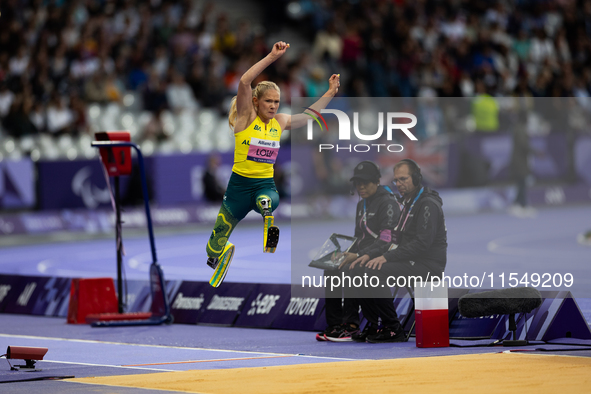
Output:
[
  {"xmin": 0, "ymin": 205, "xmax": 590, "ymax": 393},
  {"xmin": 1, "ymin": 206, "xmax": 590, "ymax": 292}
]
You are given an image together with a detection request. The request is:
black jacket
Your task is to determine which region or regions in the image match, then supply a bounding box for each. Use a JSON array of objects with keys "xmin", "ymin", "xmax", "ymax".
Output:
[
  {"xmin": 368, "ymin": 186, "xmax": 447, "ymax": 274},
  {"xmin": 351, "ymin": 186, "xmax": 400, "ymax": 257}
]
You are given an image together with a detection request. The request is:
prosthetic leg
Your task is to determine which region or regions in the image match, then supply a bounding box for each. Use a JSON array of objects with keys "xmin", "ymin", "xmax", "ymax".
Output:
[
  {"xmin": 257, "ymin": 196, "xmax": 279, "ymax": 253},
  {"xmin": 206, "ymin": 204, "xmax": 238, "ymax": 287},
  {"xmin": 208, "ymin": 242, "xmax": 235, "ymax": 287}
]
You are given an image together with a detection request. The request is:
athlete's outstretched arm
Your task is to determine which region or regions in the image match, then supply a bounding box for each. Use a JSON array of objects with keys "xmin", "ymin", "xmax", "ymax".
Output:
[
  {"xmin": 276, "ymin": 74, "xmax": 340, "ymax": 131},
  {"xmin": 235, "ymin": 42, "xmax": 289, "ymax": 118}
]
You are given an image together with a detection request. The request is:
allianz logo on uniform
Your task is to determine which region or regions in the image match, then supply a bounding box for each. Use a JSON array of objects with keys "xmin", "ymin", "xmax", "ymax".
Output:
[
  {"xmin": 254, "ymin": 139, "xmax": 277, "ymax": 147},
  {"xmin": 206, "ymin": 295, "xmax": 245, "ymax": 311},
  {"xmin": 247, "ymin": 293, "xmax": 281, "ymax": 315},
  {"xmin": 172, "ymin": 293, "xmax": 205, "ymax": 310}
]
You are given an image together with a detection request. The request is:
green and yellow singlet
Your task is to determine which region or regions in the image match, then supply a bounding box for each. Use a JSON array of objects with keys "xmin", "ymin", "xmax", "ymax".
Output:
[{"xmin": 232, "ymin": 116, "xmax": 282, "ymax": 178}]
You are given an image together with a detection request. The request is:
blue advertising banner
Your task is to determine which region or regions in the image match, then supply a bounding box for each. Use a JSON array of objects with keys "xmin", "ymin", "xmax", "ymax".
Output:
[
  {"xmin": 271, "ymin": 285, "xmax": 325, "ymax": 331},
  {"xmin": 1, "ymin": 275, "xmax": 52, "ymax": 316},
  {"xmin": 575, "ymin": 135, "xmax": 591, "ymax": 185},
  {"xmin": 449, "ymin": 290, "xmax": 591, "ymax": 341},
  {"xmin": 168, "ymin": 281, "xmax": 211, "ymax": 324},
  {"xmin": 30, "ymin": 276, "xmax": 72, "ymax": 317},
  {"xmin": 0, "ymin": 159, "xmax": 35, "ymax": 209},
  {"xmin": 0, "ymin": 275, "xmax": 17, "ymax": 313},
  {"xmin": 524, "ymin": 291, "xmax": 591, "ymax": 341},
  {"xmin": 0, "ymin": 272, "xmax": 589, "ymax": 339},
  {"xmin": 37, "ymin": 159, "xmax": 126, "ymax": 210},
  {"xmin": 234, "ymin": 284, "xmax": 292, "ymax": 329},
  {"xmin": 152, "ymin": 148, "xmax": 291, "ymax": 206},
  {"xmin": 27, "ymin": 134, "xmax": 591, "ymax": 211},
  {"xmin": 197, "ymin": 282, "xmax": 257, "ymax": 326}
]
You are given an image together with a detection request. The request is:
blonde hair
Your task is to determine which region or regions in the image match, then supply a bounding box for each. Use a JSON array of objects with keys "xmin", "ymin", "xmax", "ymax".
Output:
[{"xmin": 228, "ymin": 81, "xmax": 280, "ymax": 131}]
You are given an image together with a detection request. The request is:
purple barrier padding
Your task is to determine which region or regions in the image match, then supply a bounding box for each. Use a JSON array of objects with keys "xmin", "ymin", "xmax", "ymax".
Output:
[
  {"xmin": 528, "ymin": 183, "xmax": 591, "ymax": 206},
  {"xmin": 1, "ymin": 275, "xmax": 51, "ymax": 315},
  {"xmin": 151, "ymin": 153, "xmax": 229, "ymax": 206},
  {"xmin": 449, "ymin": 290, "xmax": 591, "ymax": 341},
  {"xmin": 36, "ymin": 159, "xmax": 137, "ymax": 210},
  {"xmin": 479, "ymin": 133, "xmax": 512, "ymax": 181},
  {"xmin": 30, "ymin": 276, "xmax": 72, "ymax": 317},
  {"xmin": 463, "ymin": 133, "xmax": 571, "ymax": 184},
  {"xmin": 0, "ymin": 200, "xmax": 292, "ymax": 236},
  {"xmin": 124, "ymin": 280, "xmax": 155, "ymax": 313},
  {"xmin": 446, "ymin": 141, "xmax": 461, "ymax": 188},
  {"xmin": 197, "ymin": 282, "xmax": 257, "ymax": 326},
  {"xmin": 0, "ymin": 159, "xmax": 35, "ymax": 209},
  {"xmin": 530, "ymin": 133, "xmax": 568, "ymax": 179},
  {"xmin": 392, "ymin": 287, "xmax": 416, "ymax": 331},
  {"xmin": 449, "ymin": 310, "xmax": 505, "ymax": 339},
  {"xmin": 313, "ymin": 306, "xmax": 328, "ymax": 331},
  {"xmin": 233, "ymin": 284, "xmax": 292, "ymax": 328},
  {"xmin": 0, "ymin": 214, "xmax": 25, "ymax": 235},
  {"xmin": 152, "ymin": 149, "xmax": 291, "ymax": 206},
  {"xmin": 124, "ymin": 279, "xmax": 182, "ymax": 317},
  {"xmin": 270, "ymin": 285, "xmax": 326, "ymax": 331},
  {"xmin": 168, "ymin": 281, "xmax": 212, "ymax": 324},
  {"xmin": 0, "ymin": 275, "xmax": 17, "ymax": 313},
  {"xmin": 0, "ymin": 275, "xmax": 69, "ymax": 317},
  {"xmin": 575, "ymin": 135, "xmax": 591, "ymax": 185},
  {"xmin": 20, "ymin": 212, "xmax": 67, "ymax": 233},
  {"xmin": 528, "ymin": 291, "xmax": 591, "ymax": 341}
]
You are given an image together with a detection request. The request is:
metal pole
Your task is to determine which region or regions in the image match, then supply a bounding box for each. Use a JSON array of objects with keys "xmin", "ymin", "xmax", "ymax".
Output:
[
  {"xmin": 114, "ymin": 176, "xmax": 124, "ymax": 314},
  {"xmin": 91, "ymin": 141, "xmax": 158, "ymax": 264}
]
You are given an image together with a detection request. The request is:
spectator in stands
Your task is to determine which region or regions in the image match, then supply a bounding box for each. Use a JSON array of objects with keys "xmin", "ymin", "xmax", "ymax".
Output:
[
  {"xmin": 312, "ymin": 20, "xmax": 343, "ymax": 70},
  {"xmin": 142, "ymin": 107, "xmax": 168, "ymax": 143},
  {"xmin": 472, "ymin": 80, "xmax": 499, "ymax": 132},
  {"xmin": 202, "ymin": 153, "xmax": 226, "ymax": 202},
  {"xmin": 143, "ymin": 72, "xmax": 169, "ymax": 114},
  {"xmin": 0, "ymin": 82, "xmax": 15, "ymax": 120},
  {"xmin": 0, "ymin": 0, "xmax": 590, "ymax": 167},
  {"xmin": 84, "ymin": 72, "xmax": 109, "ymax": 104},
  {"xmin": 3, "ymin": 93, "xmax": 38, "ymax": 137},
  {"xmin": 70, "ymin": 92, "xmax": 89, "ymax": 135},
  {"xmin": 29, "ymin": 100, "xmax": 46, "ymax": 133},
  {"xmin": 8, "ymin": 47, "xmax": 30, "ymax": 77},
  {"xmin": 166, "ymin": 70, "xmax": 198, "ymax": 113},
  {"xmin": 152, "ymin": 46, "xmax": 170, "ymax": 80},
  {"xmin": 105, "ymin": 73, "xmax": 124, "ymax": 104},
  {"xmin": 46, "ymin": 93, "xmax": 74, "ymax": 136},
  {"xmin": 305, "ymin": 66, "xmax": 329, "ymax": 97}
]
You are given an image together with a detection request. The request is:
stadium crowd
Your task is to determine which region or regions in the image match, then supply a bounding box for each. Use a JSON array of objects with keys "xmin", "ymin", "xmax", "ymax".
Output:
[{"xmin": 0, "ymin": 0, "xmax": 590, "ymax": 141}]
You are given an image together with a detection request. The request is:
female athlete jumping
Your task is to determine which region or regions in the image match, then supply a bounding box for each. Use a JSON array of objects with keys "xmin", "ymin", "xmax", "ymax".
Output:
[{"xmin": 206, "ymin": 41, "xmax": 340, "ymax": 286}]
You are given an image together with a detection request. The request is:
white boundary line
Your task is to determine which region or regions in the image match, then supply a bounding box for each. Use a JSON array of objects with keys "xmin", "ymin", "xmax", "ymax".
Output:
[
  {"xmin": 0, "ymin": 333, "xmax": 357, "ymax": 364},
  {"xmin": 39, "ymin": 359, "xmax": 178, "ymax": 372}
]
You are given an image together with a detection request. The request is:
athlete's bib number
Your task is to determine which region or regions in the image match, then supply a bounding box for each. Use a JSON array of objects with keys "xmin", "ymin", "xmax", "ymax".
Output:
[{"xmin": 247, "ymin": 138, "xmax": 280, "ymax": 164}]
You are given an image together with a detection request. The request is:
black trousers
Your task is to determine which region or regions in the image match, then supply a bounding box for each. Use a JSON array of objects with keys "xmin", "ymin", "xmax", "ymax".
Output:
[
  {"xmin": 350, "ymin": 261, "xmax": 437, "ymax": 329},
  {"xmin": 324, "ymin": 269, "xmax": 360, "ymax": 327}
]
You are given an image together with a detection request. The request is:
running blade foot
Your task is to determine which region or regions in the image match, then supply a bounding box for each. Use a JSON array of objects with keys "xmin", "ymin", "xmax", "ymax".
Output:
[
  {"xmin": 209, "ymin": 242, "xmax": 235, "ymax": 287},
  {"xmin": 264, "ymin": 226, "xmax": 280, "ymax": 253}
]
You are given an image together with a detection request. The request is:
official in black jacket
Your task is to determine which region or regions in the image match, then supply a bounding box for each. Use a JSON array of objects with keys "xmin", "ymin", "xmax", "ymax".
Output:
[
  {"xmin": 349, "ymin": 159, "xmax": 448, "ymax": 343},
  {"xmin": 319, "ymin": 161, "xmax": 400, "ymax": 342}
]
